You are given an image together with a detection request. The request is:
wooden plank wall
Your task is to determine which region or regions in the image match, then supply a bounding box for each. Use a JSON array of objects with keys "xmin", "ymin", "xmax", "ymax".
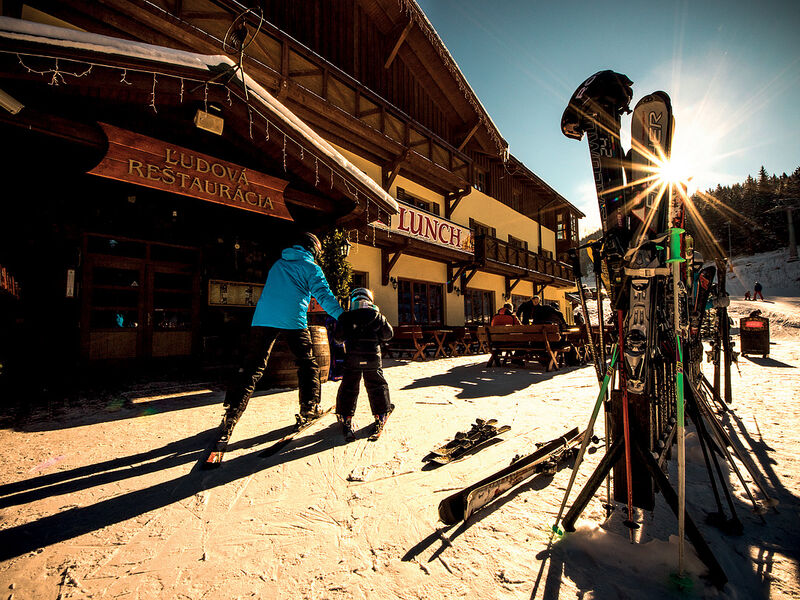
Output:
[{"xmin": 261, "ymin": 0, "xmax": 452, "ymax": 146}]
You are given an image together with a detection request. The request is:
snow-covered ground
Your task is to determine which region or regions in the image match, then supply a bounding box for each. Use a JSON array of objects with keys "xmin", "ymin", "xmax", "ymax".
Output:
[{"xmin": 0, "ymin": 312, "xmax": 798, "ymax": 598}]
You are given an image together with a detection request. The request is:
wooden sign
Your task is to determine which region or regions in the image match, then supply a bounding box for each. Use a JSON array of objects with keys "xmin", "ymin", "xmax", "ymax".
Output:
[
  {"xmin": 208, "ymin": 279, "xmax": 263, "ymax": 307},
  {"xmin": 89, "ymin": 123, "xmax": 293, "ymax": 221}
]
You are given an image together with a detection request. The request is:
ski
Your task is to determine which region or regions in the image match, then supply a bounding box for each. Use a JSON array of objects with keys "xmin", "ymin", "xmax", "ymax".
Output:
[
  {"xmin": 259, "ymin": 406, "xmax": 334, "ymax": 458},
  {"xmin": 425, "ymin": 425, "xmax": 511, "ymax": 465},
  {"xmin": 427, "ymin": 419, "xmax": 499, "ymax": 457},
  {"xmin": 438, "ymin": 428, "xmax": 581, "ymax": 524},
  {"xmin": 202, "ymin": 427, "xmax": 234, "ymax": 469},
  {"xmin": 368, "ymin": 403, "xmax": 395, "ymax": 441}
]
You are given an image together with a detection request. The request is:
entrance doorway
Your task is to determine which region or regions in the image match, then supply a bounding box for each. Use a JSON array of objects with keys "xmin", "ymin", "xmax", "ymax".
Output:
[{"xmin": 80, "ymin": 234, "xmax": 200, "ymax": 362}]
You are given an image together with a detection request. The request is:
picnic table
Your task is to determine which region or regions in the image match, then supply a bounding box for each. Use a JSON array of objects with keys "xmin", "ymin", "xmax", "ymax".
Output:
[{"xmin": 484, "ymin": 324, "xmax": 568, "ymax": 371}]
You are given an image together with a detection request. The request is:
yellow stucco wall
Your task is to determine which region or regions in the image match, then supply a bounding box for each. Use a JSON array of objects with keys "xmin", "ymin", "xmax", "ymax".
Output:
[{"xmin": 331, "ymin": 143, "xmax": 571, "ymax": 325}]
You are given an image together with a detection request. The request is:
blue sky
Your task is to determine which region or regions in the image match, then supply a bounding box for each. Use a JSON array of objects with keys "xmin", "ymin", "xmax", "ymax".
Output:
[{"xmin": 416, "ymin": 0, "xmax": 800, "ymax": 234}]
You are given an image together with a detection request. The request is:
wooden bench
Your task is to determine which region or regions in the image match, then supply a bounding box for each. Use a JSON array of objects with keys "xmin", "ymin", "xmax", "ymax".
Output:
[
  {"xmin": 385, "ymin": 325, "xmax": 431, "ymax": 361},
  {"xmin": 485, "ymin": 324, "xmax": 568, "ymax": 371}
]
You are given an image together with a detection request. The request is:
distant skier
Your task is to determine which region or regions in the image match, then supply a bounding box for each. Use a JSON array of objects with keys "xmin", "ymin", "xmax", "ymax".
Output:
[
  {"xmin": 753, "ymin": 281, "xmax": 764, "ymax": 301},
  {"xmin": 333, "ymin": 288, "xmax": 394, "ymax": 441},
  {"xmin": 744, "ymin": 291, "xmax": 751, "ymax": 301},
  {"xmin": 221, "ymin": 232, "xmax": 344, "ymax": 436},
  {"xmin": 491, "ymin": 302, "xmax": 521, "ymax": 326}
]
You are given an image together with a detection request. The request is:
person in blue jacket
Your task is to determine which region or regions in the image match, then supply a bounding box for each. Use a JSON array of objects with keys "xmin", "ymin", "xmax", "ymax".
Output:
[{"xmin": 221, "ymin": 232, "xmax": 344, "ymax": 434}]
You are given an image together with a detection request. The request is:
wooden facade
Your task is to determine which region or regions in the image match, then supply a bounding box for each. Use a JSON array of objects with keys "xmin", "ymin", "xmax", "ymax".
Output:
[{"xmin": 0, "ymin": 0, "xmax": 583, "ymax": 391}]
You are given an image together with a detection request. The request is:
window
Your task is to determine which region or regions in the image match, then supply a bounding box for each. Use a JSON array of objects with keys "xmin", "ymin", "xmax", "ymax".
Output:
[
  {"xmin": 397, "ymin": 278, "xmax": 444, "ymax": 325},
  {"xmin": 472, "ymin": 168, "xmax": 488, "ymax": 193},
  {"xmin": 570, "ymin": 213, "xmax": 579, "ymax": 241},
  {"xmin": 510, "ymin": 294, "xmax": 528, "ymax": 312},
  {"xmin": 464, "ymin": 288, "xmax": 494, "ymax": 325},
  {"xmin": 469, "ymin": 218, "xmax": 496, "ymax": 238},
  {"xmin": 556, "ymin": 213, "xmax": 565, "ymax": 240},
  {"xmin": 351, "ymin": 271, "xmax": 368, "ymax": 290},
  {"xmin": 512, "ymin": 190, "xmax": 522, "ymax": 212},
  {"xmin": 397, "ymin": 187, "xmax": 440, "ymax": 215},
  {"xmin": 508, "ymin": 235, "xmax": 528, "ymax": 250}
]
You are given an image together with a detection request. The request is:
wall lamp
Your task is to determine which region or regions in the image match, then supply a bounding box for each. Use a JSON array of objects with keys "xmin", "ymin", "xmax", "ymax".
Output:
[
  {"xmin": 453, "ymin": 286, "xmax": 461, "ymax": 296},
  {"xmin": 389, "ymin": 276, "xmax": 398, "ymax": 290},
  {"xmin": 339, "ymin": 238, "xmax": 352, "ymax": 258}
]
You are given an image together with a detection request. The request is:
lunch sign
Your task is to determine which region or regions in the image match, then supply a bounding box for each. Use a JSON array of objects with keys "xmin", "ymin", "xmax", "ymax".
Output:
[
  {"xmin": 377, "ymin": 201, "xmax": 474, "ymax": 253},
  {"xmin": 89, "ymin": 123, "xmax": 292, "ymax": 221}
]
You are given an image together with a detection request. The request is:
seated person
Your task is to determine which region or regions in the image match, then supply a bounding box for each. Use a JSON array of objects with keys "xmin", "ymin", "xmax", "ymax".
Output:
[
  {"xmin": 531, "ymin": 301, "xmax": 568, "ymax": 330},
  {"xmin": 491, "ymin": 302, "xmax": 521, "ymax": 326},
  {"xmin": 516, "ymin": 296, "xmax": 539, "ymax": 325}
]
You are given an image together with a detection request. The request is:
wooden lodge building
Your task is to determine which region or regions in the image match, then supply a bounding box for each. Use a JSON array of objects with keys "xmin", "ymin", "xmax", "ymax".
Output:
[{"xmin": 0, "ymin": 0, "xmax": 582, "ymax": 391}]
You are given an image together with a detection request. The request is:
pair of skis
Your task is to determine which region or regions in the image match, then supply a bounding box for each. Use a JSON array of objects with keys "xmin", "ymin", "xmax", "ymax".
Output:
[
  {"xmin": 438, "ymin": 427, "xmax": 584, "ymax": 525},
  {"xmin": 424, "ymin": 419, "xmax": 510, "ymax": 466},
  {"xmin": 202, "ymin": 406, "xmax": 334, "ymax": 469}
]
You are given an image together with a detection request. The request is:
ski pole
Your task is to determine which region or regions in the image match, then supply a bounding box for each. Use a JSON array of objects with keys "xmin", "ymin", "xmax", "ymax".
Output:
[
  {"xmin": 552, "ymin": 343, "xmax": 619, "ymax": 535},
  {"xmin": 568, "ymin": 248, "xmax": 602, "ymax": 382},
  {"xmin": 618, "ymin": 309, "xmax": 637, "ymax": 539},
  {"xmin": 666, "ymin": 224, "xmax": 686, "ymax": 576}
]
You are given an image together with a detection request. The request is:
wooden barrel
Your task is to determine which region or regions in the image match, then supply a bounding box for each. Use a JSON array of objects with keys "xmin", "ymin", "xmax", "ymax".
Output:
[{"xmin": 258, "ymin": 325, "xmax": 330, "ymax": 389}]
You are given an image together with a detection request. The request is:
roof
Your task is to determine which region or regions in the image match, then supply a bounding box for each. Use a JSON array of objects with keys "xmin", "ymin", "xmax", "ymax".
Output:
[{"xmin": 0, "ymin": 16, "xmax": 399, "ymax": 217}]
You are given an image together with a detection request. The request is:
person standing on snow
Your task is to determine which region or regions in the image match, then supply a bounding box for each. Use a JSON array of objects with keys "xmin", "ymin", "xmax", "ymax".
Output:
[
  {"xmin": 333, "ymin": 288, "xmax": 394, "ymax": 441},
  {"xmin": 221, "ymin": 232, "xmax": 344, "ymax": 435},
  {"xmin": 753, "ymin": 281, "xmax": 764, "ymax": 301}
]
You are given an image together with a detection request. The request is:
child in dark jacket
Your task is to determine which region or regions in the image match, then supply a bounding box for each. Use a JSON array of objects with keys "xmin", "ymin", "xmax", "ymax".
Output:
[{"xmin": 333, "ymin": 288, "xmax": 394, "ymax": 441}]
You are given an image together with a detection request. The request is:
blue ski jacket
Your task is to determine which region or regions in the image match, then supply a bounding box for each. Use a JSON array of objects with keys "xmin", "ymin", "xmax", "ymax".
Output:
[{"xmin": 251, "ymin": 245, "xmax": 344, "ymax": 329}]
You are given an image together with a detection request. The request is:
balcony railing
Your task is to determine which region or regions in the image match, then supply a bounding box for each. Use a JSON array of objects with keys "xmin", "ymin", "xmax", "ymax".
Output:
[{"xmin": 474, "ymin": 235, "xmax": 574, "ymax": 281}]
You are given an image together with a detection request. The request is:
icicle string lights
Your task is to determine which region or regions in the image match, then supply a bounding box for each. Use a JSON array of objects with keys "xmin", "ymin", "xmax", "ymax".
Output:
[
  {"xmin": 149, "ymin": 73, "xmax": 158, "ymax": 113},
  {"xmin": 17, "ymin": 54, "xmax": 92, "ymax": 85},
  {"xmin": 7, "ymin": 50, "xmax": 380, "ymax": 211}
]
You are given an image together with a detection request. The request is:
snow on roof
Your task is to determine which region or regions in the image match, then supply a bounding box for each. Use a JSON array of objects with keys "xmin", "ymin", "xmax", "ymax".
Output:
[{"xmin": 0, "ymin": 16, "xmax": 399, "ymax": 215}]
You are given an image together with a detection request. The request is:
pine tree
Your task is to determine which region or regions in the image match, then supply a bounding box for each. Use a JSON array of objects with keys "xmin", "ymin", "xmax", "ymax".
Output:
[{"xmin": 317, "ymin": 228, "xmax": 353, "ymax": 302}]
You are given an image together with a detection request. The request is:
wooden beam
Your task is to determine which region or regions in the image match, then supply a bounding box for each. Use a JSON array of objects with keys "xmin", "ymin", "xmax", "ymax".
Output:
[
  {"xmin": 381, "ymin": 245, "xmax": 406, "ymax": 286},
  {"xmin": 462, "ymin": 268, "xmax": 479, "ymax": 289},
  {"xmin": 382, "ymin": 148, "xmax": 408, "ymax": 191},
  {"xmin": 444, "ymin": 187, "xmax": 471, "ymax": 219},
  {"xmin": 457, "ymin": 120, "xmax": 481, "ymax": 152},
  {"xmin": 504, "ymin": 277, "xmax": 522, "ymax": 299},
  {"xmin": 447, "ymin": 263, "xmax": 470, "ymax": 293},
  {"xmin": 384, "ymin": 19, "xmax": 413, "ymax": 69}
]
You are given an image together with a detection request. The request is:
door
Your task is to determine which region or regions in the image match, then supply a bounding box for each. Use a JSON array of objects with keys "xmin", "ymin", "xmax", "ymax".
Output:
[{"xmin": 82, "ymin": 234, "xmax": 200, "ymax": 362}]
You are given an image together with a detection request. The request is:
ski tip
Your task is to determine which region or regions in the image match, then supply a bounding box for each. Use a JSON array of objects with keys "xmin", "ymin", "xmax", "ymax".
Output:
[
  {"xmin": 202, "ymin": 455, "xmax": 222, "ymax": 470},
  {"xmin": 668, "ymin": 571, "xmax": 694, "ymax": 592}
]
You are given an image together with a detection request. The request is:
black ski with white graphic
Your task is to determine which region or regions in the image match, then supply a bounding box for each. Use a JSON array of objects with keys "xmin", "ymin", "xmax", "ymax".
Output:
[
  {"xmin": 561, "ymin": 70, "xmax": 633, "ymax": 302},
  {"xmin": 426, "ymin": 419, "xmax": 499, "ymax": 458},
  {"xmin": 689, "ymin": 264, "xmax": 716, "ymax": 343},
  {"xmin": 623, "ymin": 92, "xmax": 674, "ymax": 395},
  {"xmin": 259, "ymin": 406, "xmax": 334, "ymax": 458},
  {"xmin": 438, "ymin": 428, "xmax": 581, "ymax": 525},
  {"xmin": 425, "ymin": 425, "xmax": 511, "ymax": 465}
]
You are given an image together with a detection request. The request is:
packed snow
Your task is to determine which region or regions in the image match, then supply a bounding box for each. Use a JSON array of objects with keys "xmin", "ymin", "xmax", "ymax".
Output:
[{"xmin": 1, "ymin": 299, "xmax": 798, "ymax": 598}]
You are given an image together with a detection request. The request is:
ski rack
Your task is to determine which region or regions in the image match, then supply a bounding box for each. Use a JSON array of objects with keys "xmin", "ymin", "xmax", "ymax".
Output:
[{"xmin": 555, "ymin": 70, "xmax": 780, "ymax": 590}]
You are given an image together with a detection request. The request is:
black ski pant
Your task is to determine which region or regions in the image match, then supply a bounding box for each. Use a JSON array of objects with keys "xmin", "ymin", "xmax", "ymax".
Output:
[
  {"xmin": 336, "ymin": 367, "xmax": 390, "ymax": 418},
  {"xmin": 224, "ymin": 326, "xmax": 320, "ymax": 424}
]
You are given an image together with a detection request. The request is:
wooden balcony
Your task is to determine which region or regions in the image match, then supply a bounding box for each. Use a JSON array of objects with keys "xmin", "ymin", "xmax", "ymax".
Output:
[{"xmin": 473, "ymin": 235, "xmax": 574, "ymax": 287}]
